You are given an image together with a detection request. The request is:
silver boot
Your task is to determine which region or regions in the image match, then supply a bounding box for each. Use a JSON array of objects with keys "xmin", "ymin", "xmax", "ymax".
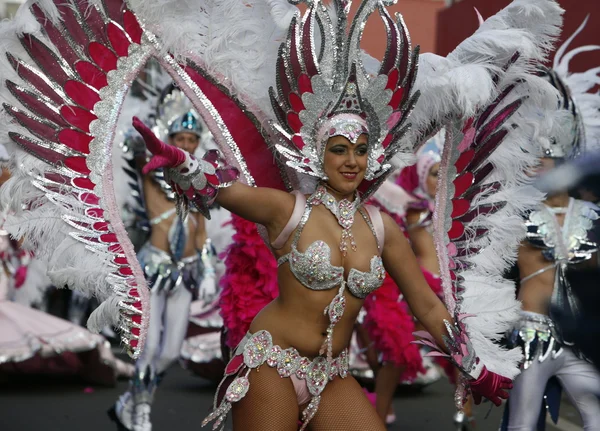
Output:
[
  {"xmin": 131, "ymin": 370, "xmax": 164, "ymax": 431},
  {"xmin": 453, "ymin": 410, "xmax": 476, "ymax": 431},
  {"xmin": 108, "ymin": 391, "xmax": 134, "ymax": 430}
]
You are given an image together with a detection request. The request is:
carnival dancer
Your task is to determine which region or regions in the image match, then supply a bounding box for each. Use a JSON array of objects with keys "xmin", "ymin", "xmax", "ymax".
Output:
[
  {"xmin": 180, "ymin": 207, "xmax": 234, "ymax": 382},
  {"xmin": 109, "ymin": 109, "xmax": 210, "ymax": 431},
  {"xmin": 502, "ymin": 18, "xmax": 600, "ymax": 431},
  {"xmin": 395, "ymin": 132, "xmax": 477, "ymax": 429},
  {"xmin": 133, "ymin": 3, "xmax": 562, "ymax": 429},
  {"xmin": 0, "ymin": 1, "xmax": 563, "ymax": 430}
]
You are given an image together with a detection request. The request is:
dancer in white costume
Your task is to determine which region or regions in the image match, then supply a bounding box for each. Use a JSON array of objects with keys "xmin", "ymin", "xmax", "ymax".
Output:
[
  {"xmin": 503, "ymin": 17, "xmax": 600, "ymax": 431},
  {"xmin": 110, "ymin": 106, "xmax": 211, "ymax": 431}
]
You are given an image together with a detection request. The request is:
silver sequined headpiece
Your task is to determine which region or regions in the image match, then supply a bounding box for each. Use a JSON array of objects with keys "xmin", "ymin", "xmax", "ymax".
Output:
[
  {"xmin": 168, "ymin": 110, "xmax": 203, "ymax": 138},
  {"xmin": 537, "ymin": 16, "xmax": 600, "ymax": 159},
  {"xmin": 152, "ymin": 87, "xmax": 206, "ymax": 143},
  {"xmin": 270, "ymin": 0, "xmax": 419, "ymax": 182},
  {"xmin": 315, "ymin": 113, "xmax": 369, "ymax": 153},
  {"xmin": 539, "ymin": 67, "xmax": 582, "ymax": 160}
]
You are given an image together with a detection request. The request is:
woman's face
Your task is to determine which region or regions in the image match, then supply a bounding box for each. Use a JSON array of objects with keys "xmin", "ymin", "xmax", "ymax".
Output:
[
  {"xmin": 425, "ymin": 162, "xmax": 440, "ymax": 199},
  {"xmin": 323, "ymin": 134, "xmax": 368, "ymax": 196}
]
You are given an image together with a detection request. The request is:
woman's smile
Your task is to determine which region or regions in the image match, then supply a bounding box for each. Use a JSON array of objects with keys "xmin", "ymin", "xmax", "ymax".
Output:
[{"xmin": 340, "ymin": 172, "xmax": 358, "ymax": 180}]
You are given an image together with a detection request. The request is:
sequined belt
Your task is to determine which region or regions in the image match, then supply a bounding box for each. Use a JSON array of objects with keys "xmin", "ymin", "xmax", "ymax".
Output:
[
  {"xmin": 138, "ymin": 243, "xmax": 201, "ymax": 295},
  {"xmin": 508, "ymin": 311, "xmax": 563, "ymax": 370},
  {"xmin": 202, "ymin": 330, "xmax": 349, "ymax": 431}
]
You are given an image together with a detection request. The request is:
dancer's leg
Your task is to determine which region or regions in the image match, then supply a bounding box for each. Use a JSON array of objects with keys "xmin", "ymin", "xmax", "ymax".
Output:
[
  {"xmin": 555, "ymin": 349, "xmax": 600, "ymax": 431},
  {"xmin": 231, "ymin": 366, "xmax": 299, "ymax": 431},
  {"xmin": 154, "ymin": 285, "xmax": 193, "ymax": 374},
  {"xmin": 374, "ymin": 362, "xmax": 403, "ymax": 420},
  {"xmin": 111, "ymin": 287, "xmax": 167, "ymax": 430},
  {"xmin": 309, "ymin": 375, "xmax": 386, "ymax": 431},
  {"xmin": 507, "ymin": 357, "xmax": 557, "ymax": 431}
]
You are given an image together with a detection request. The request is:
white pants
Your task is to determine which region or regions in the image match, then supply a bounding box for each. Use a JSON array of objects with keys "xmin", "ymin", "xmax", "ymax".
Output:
[
  {"xmin": 508, "ymin": 348, "xmax": 600, "ymax": 430},
  {"xmin": 136, "ymin": 282, "xmax": 193, "ymax": 376}
]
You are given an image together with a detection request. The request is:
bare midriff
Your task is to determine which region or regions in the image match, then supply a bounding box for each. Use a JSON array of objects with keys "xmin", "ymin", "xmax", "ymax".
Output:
[
  {"xmin": 517, "ymin": 242, "xmax": 555, "ymax": 315},
  {"xmin": 249, "ymin": 204, "xmax": 380, "ymax": 359},
  {"xmin": 143, "ymin": 176, "xmax": 200, "ymax": 258}
]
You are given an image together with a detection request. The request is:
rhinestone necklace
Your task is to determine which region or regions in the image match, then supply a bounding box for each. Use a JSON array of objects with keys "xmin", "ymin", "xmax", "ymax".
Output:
[{"xmin": 308, "ymin": 184, "xmax": 360, "ymax": 255}]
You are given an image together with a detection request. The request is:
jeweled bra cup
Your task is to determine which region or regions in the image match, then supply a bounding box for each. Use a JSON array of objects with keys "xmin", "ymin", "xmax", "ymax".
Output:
[
  {"xmin": 202, "ymin": 330, "xmax": 349, "ymax": 431},
  {"xmin": 276, "ymin": 187, "xmax": 385, "ymax": 299}
]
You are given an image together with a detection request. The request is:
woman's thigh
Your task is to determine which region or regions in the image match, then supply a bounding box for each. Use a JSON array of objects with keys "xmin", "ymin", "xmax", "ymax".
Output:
[
  {"xmin": 232, "ymin": 366, "xmax": 300, "ymax": 431},
  {"xmin": 308, "ymin": 375, "xmax": 386, "ymax": 431}
]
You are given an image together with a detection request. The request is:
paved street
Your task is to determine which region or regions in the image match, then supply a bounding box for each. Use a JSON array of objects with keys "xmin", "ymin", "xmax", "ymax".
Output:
[{"xmin": 0, "ymin": 359, "xmax": 583, "ymax": 431}]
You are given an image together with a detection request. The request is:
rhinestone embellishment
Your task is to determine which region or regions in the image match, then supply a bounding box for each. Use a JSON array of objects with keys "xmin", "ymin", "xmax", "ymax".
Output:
[
  {"xmin": 225, "ymin": 376, "xmax": 249, "ymax": 402},
  {"xmin": 308, "ymin": 185, "xmax": 359, "ymax": 256},
  {"xmin": 306, "ymin": 357, "xmax": 330, "ymax": 397},
  {"xmin": 277, "ymin": 348, "xmax": 301, "ymax": 378},
  {"xmin": 243, "ymin": 330, "xmax": 272, "ymax": 368},
  {"xmin": 346, "ymin": 256, "xmax": 385, "ymax": 299}
]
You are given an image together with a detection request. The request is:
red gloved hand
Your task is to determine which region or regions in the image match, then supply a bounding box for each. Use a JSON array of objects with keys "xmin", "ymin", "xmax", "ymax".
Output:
[
  {"xmin": 131, "ymin": 117, "xmax": 186, "ymax": 174},
  {"xmin": 470, "ymin": 366, "xmax": 512, "ymax": 406}
]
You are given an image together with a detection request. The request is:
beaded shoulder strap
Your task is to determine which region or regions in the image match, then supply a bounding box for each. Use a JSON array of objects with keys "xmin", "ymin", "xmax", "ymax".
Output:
[
  {"xmin": 276, "ymin": 198, "xmax": 313, "ymax": 266},
  {"xmin": 363, "ymin": 205, "xmax": 385, "ymax": 253},
  {"xmin": 271, "ymin": 191, "xmax": 307, "ymax": 250}
]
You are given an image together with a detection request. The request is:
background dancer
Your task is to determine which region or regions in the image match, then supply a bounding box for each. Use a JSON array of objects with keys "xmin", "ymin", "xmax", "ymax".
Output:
[
  {"xmin": 111, "ymin": 107, "xmax": 210, "ymax": 431},
  {"xmin": 502, "ymin": 17, "xmax": 600, "ymax": 430}
]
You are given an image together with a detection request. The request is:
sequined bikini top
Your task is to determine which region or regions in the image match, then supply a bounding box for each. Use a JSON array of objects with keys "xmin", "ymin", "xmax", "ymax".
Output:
[
  {"xmin": 525, "ymin": 198, "xmax": 598, "ymax": 265},
  {"xmin": 274, "ymin": 191, "xmax": 385, "ymax": 299},
  {"xmin": 523, "ymin": 199, "xmax": 599, "ymax": 345}
]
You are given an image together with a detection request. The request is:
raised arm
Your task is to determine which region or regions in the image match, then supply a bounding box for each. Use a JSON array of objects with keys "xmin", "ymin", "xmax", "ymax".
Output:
[
  {"xmin": 132, "ymin": 117, "xmax": 294, "ymax": 236},
  {"xmin": 381, "ymin": 212, "xmax": 512, "ymax": 406},
  {"xmin": 215, "ymin": 183, "xmax": 294, "ymax": 232}
]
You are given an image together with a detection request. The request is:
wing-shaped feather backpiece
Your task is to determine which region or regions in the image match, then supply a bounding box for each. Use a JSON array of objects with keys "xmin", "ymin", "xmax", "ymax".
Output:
[
  {"xmin": 0, "ymin": 0, "xmax": 153, "ymax": 358},
  {"xmin": 0, "ymin": 0, "xmax": 292, "ymax": 357},
  {"xmin": 433, "ymin": 59, "xmax": 558, "ymax": 379}
]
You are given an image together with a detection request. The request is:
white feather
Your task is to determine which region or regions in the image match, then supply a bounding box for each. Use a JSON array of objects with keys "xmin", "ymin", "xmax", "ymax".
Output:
[
  {"xmin": 552, "ymin": 15, "xmax": 600, "ymax": 153},
  {"xmin": 427, "ymin": 0, "xmax": 564, "ymax": 379},
  {"xmin": 264, "ymin": 0, "xmax": 298, "ymax": 30},
  {"xmin": 445, "ymin": 77, "xmax": 559, "ymax": 379},
  {"xmin": 409, "ymin": 0, "xmax": 563, "ymax": 147}
]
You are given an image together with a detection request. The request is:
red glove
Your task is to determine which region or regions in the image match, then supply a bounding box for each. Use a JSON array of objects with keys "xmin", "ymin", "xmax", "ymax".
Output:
[
  {"xmin": 414, "ymin": 315, "xmax": 512, "ymax": 407},
  {"xmin": 470, "ymin": 366, "xmax": 512, "ymax": 406},
  {"xmin": 131, "ymin": 117, "xmax": 239, "ymax": 219},
  {"xmin": 132, "ymin": 116, "xmax": 186, "ymax": 174}
]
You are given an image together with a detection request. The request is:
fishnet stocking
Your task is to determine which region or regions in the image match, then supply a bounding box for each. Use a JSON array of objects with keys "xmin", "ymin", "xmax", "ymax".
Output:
[
  {"xmin": 307, "ymin": 375, "xmax": 386, "ymax": 431},
  {"xmin": 232, "ymin": 366, "xmax": 299, "ymax": 431}
]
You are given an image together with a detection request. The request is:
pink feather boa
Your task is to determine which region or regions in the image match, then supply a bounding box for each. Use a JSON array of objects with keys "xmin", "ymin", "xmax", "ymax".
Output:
[{"xmin": 219, "ymin": 215, "xmax": 278, "ymax": 349}]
